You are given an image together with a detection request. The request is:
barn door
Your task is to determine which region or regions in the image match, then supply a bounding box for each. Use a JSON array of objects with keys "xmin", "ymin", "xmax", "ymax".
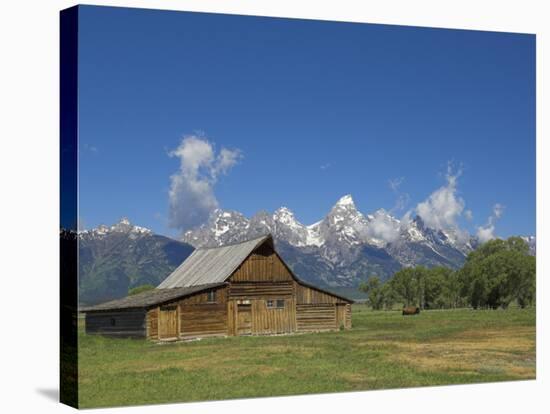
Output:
[
  {"xmin": 159, "ymin": 305, "xmax": 178, "ymax": 339},
  {"xmin": 237, "ymin": 304, "xmax": 252, "ymax": 335},
  {"xmin": 336, "ymin": 304, "xmax": 346, "ymax": 330}
]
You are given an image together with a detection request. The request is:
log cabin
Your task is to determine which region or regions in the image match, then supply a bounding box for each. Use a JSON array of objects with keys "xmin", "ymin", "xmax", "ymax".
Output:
[{"xmin": 82, "ymin": 234, "xmax": 353, "ymax": 340}]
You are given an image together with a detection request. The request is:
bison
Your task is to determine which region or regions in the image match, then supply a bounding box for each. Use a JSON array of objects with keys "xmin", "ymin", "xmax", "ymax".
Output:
[{"xmin": 402, "ymin": 306, "xmax": 420, "ymax": 315}]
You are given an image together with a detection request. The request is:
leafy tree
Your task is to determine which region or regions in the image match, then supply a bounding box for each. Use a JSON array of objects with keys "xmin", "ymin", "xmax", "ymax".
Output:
[
  {"xmin": 458, "ymin": 237, "xmax": 535, "ymax": 309},
  {"xmin": 516, "ymin": 254, "xmax": 536, "ymax": 308},
  {"xmin": 381, "ymin": 282, "xmax": 398, "ymax": 310},
  {"xmin": 389, "ymin": 267, "xmax": 419, "ymax": 307},
  {"xmin": 359, "ymin": 275, "xmax": 385, "ymax": 310},
  {"xmin": 128, "ymin": 284, "xmax": 155, "ymax": 296},
  {"xmin": 424, "ymin": 267, "xmax": 452, "ymax": 309},
  {"xmin": 361, "ymin": 236, "xmax": 534, "ymax": 312},
  {"xmin": 437, "ymin": 268, "xmax": 461, "ymax": 308},
  {"xmin": 415, "ymin": 266, "xmax": 441, "ymax": 309}
]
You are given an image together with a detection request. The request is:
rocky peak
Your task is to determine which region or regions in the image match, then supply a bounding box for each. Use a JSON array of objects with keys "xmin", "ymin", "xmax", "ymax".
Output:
[
  {"xmin": 181, "ymin": 208, "xmax": 250, "ymax": 248},
  {"xmin": 335, "ymin": 194, "xmax": 355, "ymax": 207},
  {"xmin": 110, "ymin": 217, "xmax": 132, "ymax": 232},
  {"xmin": 321, "ymin": 194, "xmax": 368, "ymax": 239},
  {"xmin": 272, "ymin": 207, "xmax": 309, "ymax": 247},
  {"xmin": 79, "ymin": 217, "xmax": 152, "ymax": 239}
]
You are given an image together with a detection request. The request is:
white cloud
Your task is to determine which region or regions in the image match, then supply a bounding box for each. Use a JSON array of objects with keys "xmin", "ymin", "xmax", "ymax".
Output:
[
  {"xmin": 476, "ymin": 223, "xmax": 496, "ymax": 243},
  {"xmin": 365, "ymin": 210, "xmax": 401, "ymax": 244},
  {"xmin": 464, "ymin": 209, "xmax": 473, "ymax": 221},
  {"xmin": 213, "ymin": 148, "xmax": 242, "ymax": 178},
  {"xmin": 476, "ymin": 203, "xmax": 505, "ymax": 243},
  {"xmin": 320, "ymin": 163, "xmax": 331, "ymax": 170},
  {"xmin": 168, "ymin": 135, "xmax": 242, "ymax": 231},
  {"xmin": 416, "ymin": 164, "xmax": 465, "ymax": 233}
]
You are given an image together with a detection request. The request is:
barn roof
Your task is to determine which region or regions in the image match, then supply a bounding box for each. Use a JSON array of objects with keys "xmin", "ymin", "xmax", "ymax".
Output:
[
  {"xmin": 80, "ymin": 282, "xmax": 226, "ymax": 312},
  {"xmin": 157, "ymin": 234, "xmax": 272, "ymax": 289}
]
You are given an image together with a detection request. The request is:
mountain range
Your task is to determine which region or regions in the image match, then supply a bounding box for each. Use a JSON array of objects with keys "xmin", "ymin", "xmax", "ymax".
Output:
[
  {"xmin": 78, "ymin": 195, "xmax": 535, "ymax": 305},
  {"xmin": 181, "ymin": 195, "xmax": 536, "ymax": 286},
  {"xmin": 181, "ymin": 195, "xmax": 474, "ymax": 287},
  {"xmin": 78, "ymin": 218, "xmax": 193, "ymax": 305}
]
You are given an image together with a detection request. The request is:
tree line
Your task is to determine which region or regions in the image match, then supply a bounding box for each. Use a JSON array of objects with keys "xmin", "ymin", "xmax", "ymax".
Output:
[{"xmin": 359, "ymin": 237, "xmax": 535, "ymax": 310}]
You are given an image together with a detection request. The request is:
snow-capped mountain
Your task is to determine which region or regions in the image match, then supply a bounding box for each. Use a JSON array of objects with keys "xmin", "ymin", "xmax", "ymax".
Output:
[
  {"xmin": 78, "ymin": 218, "xmax": 193, "ymax": 305},
  {"xmin": 180, "ymin": 210, "xmax": 249, "ymax": 247},
  {"xmin": 385, "ymin": 216, "xmax": 476, "ymax": 269},
  {"xmin": 180, "ymin": 194, "xmax": 495, "ymax": 287},
  {"xmin": 79, "ymin": 217, "xmax": 152, "ymax": 239},
  {"xmin": 183, "ymin": 195, "xmax": 372, "ymax": 250}
]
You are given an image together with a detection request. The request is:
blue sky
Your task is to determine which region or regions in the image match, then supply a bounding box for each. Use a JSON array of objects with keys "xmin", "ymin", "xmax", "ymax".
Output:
[{"xmin": 77, "ymin": 6, "xmax": 535, "ymax": 239}]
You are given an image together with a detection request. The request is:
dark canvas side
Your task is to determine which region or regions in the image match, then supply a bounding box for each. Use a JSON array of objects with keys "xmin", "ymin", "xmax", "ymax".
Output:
[{"xmin": 60, "ymin": 5, "xmax": 79, "ymax": 409}]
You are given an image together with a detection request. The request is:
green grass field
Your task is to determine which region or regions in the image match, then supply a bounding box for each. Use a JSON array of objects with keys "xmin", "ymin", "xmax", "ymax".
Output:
[{"xmin": 78, "ymin": 306, "xmax": 536, "ymax": 408}]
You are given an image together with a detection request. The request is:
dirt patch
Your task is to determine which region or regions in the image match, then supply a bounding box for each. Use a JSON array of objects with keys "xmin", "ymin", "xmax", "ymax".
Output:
[{"xmin": 387, "ymin": 327, "xmax": 535, "ymax": 379}]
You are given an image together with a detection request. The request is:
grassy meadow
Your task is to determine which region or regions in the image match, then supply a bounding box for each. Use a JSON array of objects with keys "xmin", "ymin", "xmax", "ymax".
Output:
[{"xmin": 78, "ymin": 305, "xmax": 535, "ymax": 408}]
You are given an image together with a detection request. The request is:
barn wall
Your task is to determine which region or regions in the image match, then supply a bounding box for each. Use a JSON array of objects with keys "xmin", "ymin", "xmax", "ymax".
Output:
[
  {"xmin": 230, "ymin": 245, "xmax": 293, "ymax": 282},
  {"xmin": 335, "ymin": 303, "xmax": 352, "ymax": 330},
  {"xmin": 180, "ymin": 303, "xmax": 227, "ymax": 338},
  {"xmin": 345, "ymin": 304, "xmax": 352, "ymax": 329},
  {"xmin": 296, "ymin": 304, "xmax": 337, "ymax": 332},
  {"xmin": 252, "ymin": 298, "xmax": 296, "ymax": 334},
  {"xmin": 179, "ymin": 285, "xmax": 228, "ymax": 305},
  {"xmin": 178, "ymin": 285, "xmax": 228, "ymax": 339},
  {"xmin": 229, "ymin": 281, "xmax": 294, "ymax": 299},
  {"xmin": 294, "ymin": 283, "xmax": 352, "ymax": 332},
  {"xmin": 295, "ymin": 283, "xmax": 339, "ymax": 304},
  {"xmin": 228, "ymin": 279, "xmax": 296, "ymax": 335},
  {"xmin": 86, "ymin": 309, "xmax": 146, "ymax": 338},
  {"xmin": 146, "ymin": 286, "xmax": 229, "ymax": 340},
  {"xmin": 228, "ymin": 248, "xmax": 352, "ymax": 335},
  {"xmin": 146, "ymin": 307, "xmax": 158, "ymax": 340}
]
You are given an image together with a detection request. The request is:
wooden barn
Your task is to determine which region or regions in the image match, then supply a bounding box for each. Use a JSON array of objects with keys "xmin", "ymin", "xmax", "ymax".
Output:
[{"xmin": 82, "ymin": 235, "xmax": 353, "ymax": 340}]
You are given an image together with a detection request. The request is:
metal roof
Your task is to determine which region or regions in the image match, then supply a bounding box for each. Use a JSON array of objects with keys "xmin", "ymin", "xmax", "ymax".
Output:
[
  {"xmin": 157, "ymin": 235, "xmax": 272, "ymax": 289},
  {"xmin": 80, "ymin": 282, "xmax": 226, "ymax": 312}
]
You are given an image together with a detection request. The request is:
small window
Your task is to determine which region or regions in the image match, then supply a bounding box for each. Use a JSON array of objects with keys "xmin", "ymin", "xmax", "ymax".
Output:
[
  {"xmin": 110, "ymin": 318, "xmax": 116, "ymax": 326},
  {"xmin": 207, "ymin": 290, "xmax": 216, "ymax": 303},
  {"xmin": 267, "ymin": 299, "xmax": 284, "ymax": 309}
]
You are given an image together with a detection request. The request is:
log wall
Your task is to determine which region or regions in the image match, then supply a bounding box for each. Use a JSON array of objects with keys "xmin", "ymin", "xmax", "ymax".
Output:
[
  {"xmin": 86, "ymin": 309, "xmax": 146, "ymax": 338},
  {"xmin": 295, "ymin": 282, "xmax": 339, "ymax": 304},
  {"xmin": 294, "ymin": 283, "xmax": 351, "ymax": 332},
  {"xmin": 180, "ymin": 303, "xmax": 227, "ymax": 338},
  {"xmin": 146, "ymin": 307, "xmax": 158, "ymax": 340},
  {"xmin": 147, "ymin": 285, "xmax": 229, "ymax": 340},
  {"xmin": 296, "ymin": 304, "xmax": 337, "ymax": 332},
  {"xmin": 345, "ymin": 304, "xmax": 352, "ymax": 329},
  {"xmin": 229, "ymin": 281, "xmax": 294, "ymax": 299},
  {"xmin": 177, "ymin": 285, "xmax": 228, "ymax": 339}
]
